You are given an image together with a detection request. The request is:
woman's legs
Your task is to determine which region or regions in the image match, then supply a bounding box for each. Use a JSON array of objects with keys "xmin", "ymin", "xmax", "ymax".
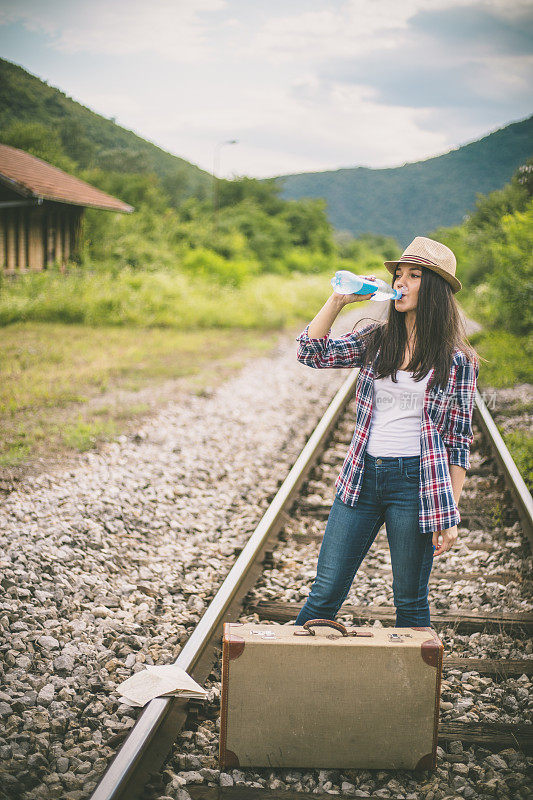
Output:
[
  {"xmin": 294, "ymin": 462, "xmax": 385, "ymax": 626},
  {"xmin": 294, "ymin": 452, "xmax": 434, "ymax": 628},
  {"xmin": 384, "ymin": 455, "xmax": 434, "ymax": 627}
]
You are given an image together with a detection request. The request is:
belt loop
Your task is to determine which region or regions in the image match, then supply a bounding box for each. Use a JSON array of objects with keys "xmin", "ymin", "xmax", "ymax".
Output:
[{"xmin": 399, "ymin": 456, "xmax": 403, "ymax": 473}]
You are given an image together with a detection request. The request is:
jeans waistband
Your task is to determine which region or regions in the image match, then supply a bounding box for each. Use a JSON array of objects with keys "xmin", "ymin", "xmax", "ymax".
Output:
[{"xmin": 364, "ymin": 451, "xmax": 420, "ymax": 468}]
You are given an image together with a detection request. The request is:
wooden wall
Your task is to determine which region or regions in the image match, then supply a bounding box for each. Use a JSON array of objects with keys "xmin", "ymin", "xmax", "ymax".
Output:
[{"xmin": 0, "ymin": 202, "xmax": 84, "ymax": 272}]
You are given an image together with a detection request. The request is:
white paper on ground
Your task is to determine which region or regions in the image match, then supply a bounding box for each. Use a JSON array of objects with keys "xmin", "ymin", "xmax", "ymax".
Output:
[
  {"xmin": 118, "ymin": 695, "xmax": 143, "ymax": 707},
  {"xmin": 115, "ymin": 663, "xmax": 208, "ymax": 708}
]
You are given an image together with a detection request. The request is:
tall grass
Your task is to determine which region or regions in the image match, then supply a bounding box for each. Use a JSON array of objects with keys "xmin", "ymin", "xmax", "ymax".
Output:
[
  {"xmin": 0, "ymin": 258, "xmax": 388, "ymax": 330},
  {"xmin": 0, "ymin": 266, "xmax": 337, "ymax": 330}
]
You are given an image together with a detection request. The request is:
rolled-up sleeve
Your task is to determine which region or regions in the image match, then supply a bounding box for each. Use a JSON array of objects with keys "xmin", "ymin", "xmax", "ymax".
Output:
[
  {"xmin": 443, "ymin": 358, "xmax": 479, "ymax": 470},
  {"xmin": 296, "ymin": 322, "xmax": 377, "ymax": 369}
]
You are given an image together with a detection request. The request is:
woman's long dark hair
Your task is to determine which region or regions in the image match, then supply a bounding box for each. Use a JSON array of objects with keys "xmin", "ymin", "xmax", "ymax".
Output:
[{"xmin": 353, "ymin": 267, "xmax": 480, "ymax": 392}]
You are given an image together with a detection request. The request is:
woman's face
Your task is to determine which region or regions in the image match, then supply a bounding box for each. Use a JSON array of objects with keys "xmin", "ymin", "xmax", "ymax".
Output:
[{"xmin": 393, "ymin": 262, "xmax": 422, "ymax": 313}]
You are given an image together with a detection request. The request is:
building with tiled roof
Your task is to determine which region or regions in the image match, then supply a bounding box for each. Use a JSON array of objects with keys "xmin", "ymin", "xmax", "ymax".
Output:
[{"xmin": 0, "ymin": 144, "xmax": 134, "ymax": 271}]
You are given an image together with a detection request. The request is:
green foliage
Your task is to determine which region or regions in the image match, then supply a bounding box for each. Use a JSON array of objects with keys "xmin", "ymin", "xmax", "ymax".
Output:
[
  {"xmin": 281, "ymin": 198, "xmax": 335, "ymax": 254},
  {"xmin": 1, "ymin": 120, "xmax": 77, "ymax": 172},
  {"xmin": 502, "ymin": 431, "xmax": 533, "ymax": 491},
  {"xmin": 59, "ymin": 118, "xmax": 95, "ymax": 168},
  {"xmin": 80, "ymin": 204, "xmax": 181, "ymax": 270},
  {"xmin": 80, "ymin": 168, "xmax": 167, "ymax": 210},
  {"xmin": 433, "ymin": 159, "xmax": 533, "ymax": 337},
  {"xmin": 279, "ymin": 248, "xmax": 329, "ymax": 274},
  {"xmin": 217, "ymin": 199, "xmax": 292, "ymax": 263},
  {"xmin": 62, "ymin": 415, "xmax": 118, "ymax": 451},
  {"xmin": 334, "ymin": 231, "xmax": 401, "ymax": 264},
  {"xmin": 465, "ymin": 180, "xmax": 529, "ymax": 234},
  {"xmin": 432, "ymin": 164, "xmax": 533, "ymax": 486},
  {"xmin": 218, "ymin": 177, "xmax": 284, "ymax": 215},
  {"xmin": 95, "ymin": 148, "xmax": 153, "ymax": 174},
  {"xmin": 469, "ymin": 330, "xmax": 533, "ymax": 386},
  {"xmin": 162, "ymin": 164, "xmax": 210, "ymax": 208},
  {"xmin": 181, "ymin": 248, "xmax": 260, "ymax": 287},
  {"xmin": 482, "ymin": 202, "xmax": 533, "ymax": 336}
]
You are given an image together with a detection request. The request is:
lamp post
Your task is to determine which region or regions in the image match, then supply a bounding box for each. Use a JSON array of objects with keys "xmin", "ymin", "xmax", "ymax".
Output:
[{"xmin": 213, "ymin": 139, "xmax": 238, "ymax": 235}]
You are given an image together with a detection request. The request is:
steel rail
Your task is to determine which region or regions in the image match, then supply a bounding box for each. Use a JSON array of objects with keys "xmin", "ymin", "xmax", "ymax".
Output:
[
  {"xmin": 90, "ymin": 367, "xmax": 361, "ymax": 800},
  {"xmin": 474, "ymin": 388, "xmax": 533, "ymax": 547}
]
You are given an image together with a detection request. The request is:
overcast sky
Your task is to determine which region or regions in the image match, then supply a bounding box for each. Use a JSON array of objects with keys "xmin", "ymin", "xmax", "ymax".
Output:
[{"xmin": 1, "ymin": 0, "xmax": 531, "ymax": 178}]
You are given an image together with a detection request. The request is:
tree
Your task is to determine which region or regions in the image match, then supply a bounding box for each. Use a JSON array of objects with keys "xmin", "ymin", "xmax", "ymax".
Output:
[
  {"xmin": 281, "ymin": 198, "xmax": 335, "ymax": 254},
  {"xmin": 0, "ymin": 120, "xmax": 76, "ymax": 171},
  {"xmin": 513, "ymin": 157, "xmax": 533, "ymax": 199},
  {"xmin": 95, "ymin": 148, "xmax": 153, "ymax": 174},
  {"xmin": 485, "ymin": 199, "xmax": 533, "ymax": 336},
  {"xmin": 217, "ymin": 177, "xmax": 285, "ymax": 215},
  {"xmin": 60, "ymin": 119, "xmax": 95, "ymax": 168},
  {"xmin": 162, "ymin": 166, "xmax": 193, "ymax": 208}
]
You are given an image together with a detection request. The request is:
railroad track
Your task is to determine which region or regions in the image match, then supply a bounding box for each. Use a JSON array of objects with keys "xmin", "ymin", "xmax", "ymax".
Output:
[{"xmin": 90, "ymin": 371, "xmax": 533, "ymax": 800}]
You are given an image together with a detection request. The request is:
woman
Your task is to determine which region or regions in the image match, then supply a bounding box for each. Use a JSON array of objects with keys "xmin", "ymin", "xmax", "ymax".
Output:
[{"xmin": 294, "ymin": 236, "xmax": 480, "ymax": 628}]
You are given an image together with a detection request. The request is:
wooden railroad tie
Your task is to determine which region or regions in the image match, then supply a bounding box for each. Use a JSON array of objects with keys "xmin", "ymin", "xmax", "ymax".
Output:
[
  {"xmin": 364, "ymin": 566, "xmax": 524, "ymax": 585},
  {"xmin": 246, "ymin": 600, "xmax": 533, "ymax": 635},
  {"xmin": 443, "ymin": 657, "xmax": 533, "ymax": 677},
  {"xmin": 187, "ymin": 719, "xmax": 533, "ymax": 797}
]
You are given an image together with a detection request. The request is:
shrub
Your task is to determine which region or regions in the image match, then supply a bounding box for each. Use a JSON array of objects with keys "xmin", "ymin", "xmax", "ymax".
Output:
[{"xmin": 181, "ymin": 248, "xmax": 259, "ymax": 287}]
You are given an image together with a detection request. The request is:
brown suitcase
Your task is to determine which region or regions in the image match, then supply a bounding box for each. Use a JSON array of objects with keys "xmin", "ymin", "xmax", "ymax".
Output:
[{"xmin": 220, "ymin": 619, "xmax": 443, "ymax": 771}]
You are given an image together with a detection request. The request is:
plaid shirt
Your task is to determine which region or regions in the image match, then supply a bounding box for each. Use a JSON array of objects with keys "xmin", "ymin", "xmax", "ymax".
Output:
[{"xmin": 296, "ymin": 322, "xmax": 479, "ymax": 534}]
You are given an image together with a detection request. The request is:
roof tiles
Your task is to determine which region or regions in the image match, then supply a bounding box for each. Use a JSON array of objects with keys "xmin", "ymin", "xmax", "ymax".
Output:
[{"xmin": 0, "ymin": 144, "xmax": 134, "ymax": 212}]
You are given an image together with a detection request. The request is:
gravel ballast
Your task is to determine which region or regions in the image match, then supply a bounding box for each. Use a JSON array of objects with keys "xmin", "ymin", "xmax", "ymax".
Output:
[{"xmin": 0, "ymin": 310, "xmax": 376, "ymax": 800}]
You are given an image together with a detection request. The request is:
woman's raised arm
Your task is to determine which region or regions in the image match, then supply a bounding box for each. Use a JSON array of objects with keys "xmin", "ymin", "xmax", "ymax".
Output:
[{"xmin": 307, "ymin": 293, "xmax": 347, "ymax": 339}]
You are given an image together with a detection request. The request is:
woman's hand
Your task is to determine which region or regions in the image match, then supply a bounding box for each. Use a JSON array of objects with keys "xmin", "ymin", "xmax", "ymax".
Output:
[
  {"xmin": 432, "ymin": 525, "xmax": 458, "ymax": 556},
  {"xmin": 335, "ymin": 275, "xmax": 378, "ymax": 306}
]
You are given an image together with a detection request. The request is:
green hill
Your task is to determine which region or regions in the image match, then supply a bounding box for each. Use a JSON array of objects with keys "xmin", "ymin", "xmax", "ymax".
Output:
[
  {"xmin": 0, "ymin": 58, "xmax": 212, "ymax": 198},
  {"xmin": 276, "ymin": 115, "xmax": 533, "ymax": 247}
]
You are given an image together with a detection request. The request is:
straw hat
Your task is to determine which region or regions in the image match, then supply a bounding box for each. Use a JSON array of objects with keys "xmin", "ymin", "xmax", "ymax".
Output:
[{"xmin": 384, "ymin": 236, "xmax": 461, "ymax": 293}]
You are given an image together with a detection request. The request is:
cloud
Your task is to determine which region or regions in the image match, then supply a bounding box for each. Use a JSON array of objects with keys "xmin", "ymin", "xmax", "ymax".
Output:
[
  {"xmin": 243, "ymin": 0, "xmax": 533, "ymax": 62},
  {"xmin": 241, "ymin": 0, "xmax": 422, "ymax": 63},
  {"xmin": 411, "ymin": 3, "xmax": 533, "ymax": 56},
  {"xmin": 321, "ymin": 55, "xmax": 532, "ymax": 110},
  {"xmin": 0, "ymin": 0, "xmax": 227, "ymax": 61},
  {"xmin": 314, "ymin": 2, "xmax": 533, "ymax": 130}
]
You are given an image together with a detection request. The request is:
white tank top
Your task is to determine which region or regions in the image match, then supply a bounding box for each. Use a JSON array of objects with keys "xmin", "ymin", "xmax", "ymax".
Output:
[{"xmin": 366, "ymin": 369, "xmax": 431, "ymax": 456}]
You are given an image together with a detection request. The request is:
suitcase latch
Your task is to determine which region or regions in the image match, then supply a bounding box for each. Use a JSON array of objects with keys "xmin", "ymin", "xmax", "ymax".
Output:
[{"xmin": 388, "ymin": 633, "xmax": 404, "ymax": 642}]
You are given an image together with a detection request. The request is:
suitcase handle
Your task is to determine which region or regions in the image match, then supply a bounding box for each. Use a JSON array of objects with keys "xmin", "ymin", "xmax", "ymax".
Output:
[
  {"xmin": 294, "ymin": 619, "xmax": 374, "ymax": 637},
  {"xmin": 296, "ymin": 619, "xmax": 349, "ymax": 636}
]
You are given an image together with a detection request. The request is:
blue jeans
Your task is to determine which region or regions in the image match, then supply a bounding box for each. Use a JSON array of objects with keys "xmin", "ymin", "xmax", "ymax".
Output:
[{"xmin": 294, "ymin": 452, "xmax": 435, "ymax": 627}]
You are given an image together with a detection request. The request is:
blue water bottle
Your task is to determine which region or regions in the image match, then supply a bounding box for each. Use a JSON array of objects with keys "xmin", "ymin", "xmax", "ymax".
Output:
[{"xmin": 331, "ymin": 270, "xmax": 403, "ymax": 301}]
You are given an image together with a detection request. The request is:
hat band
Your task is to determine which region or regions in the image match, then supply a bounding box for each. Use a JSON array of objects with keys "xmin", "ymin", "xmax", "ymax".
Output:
[{"xmin": 400, "ymin": 254, "xmax": 439, "ymax": 267}]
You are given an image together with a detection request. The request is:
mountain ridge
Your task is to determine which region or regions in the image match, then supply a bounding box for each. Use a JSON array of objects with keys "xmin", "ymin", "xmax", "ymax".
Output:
[{"xmin": 274, "ymin": 113, "xmax": 533, "ymax": 246}]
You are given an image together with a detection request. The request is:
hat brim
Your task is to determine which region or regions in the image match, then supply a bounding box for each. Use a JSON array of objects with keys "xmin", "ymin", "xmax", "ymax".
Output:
[{"xmin": 384, "ymin": 260, "xmax": 462, "ymax": 294}]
